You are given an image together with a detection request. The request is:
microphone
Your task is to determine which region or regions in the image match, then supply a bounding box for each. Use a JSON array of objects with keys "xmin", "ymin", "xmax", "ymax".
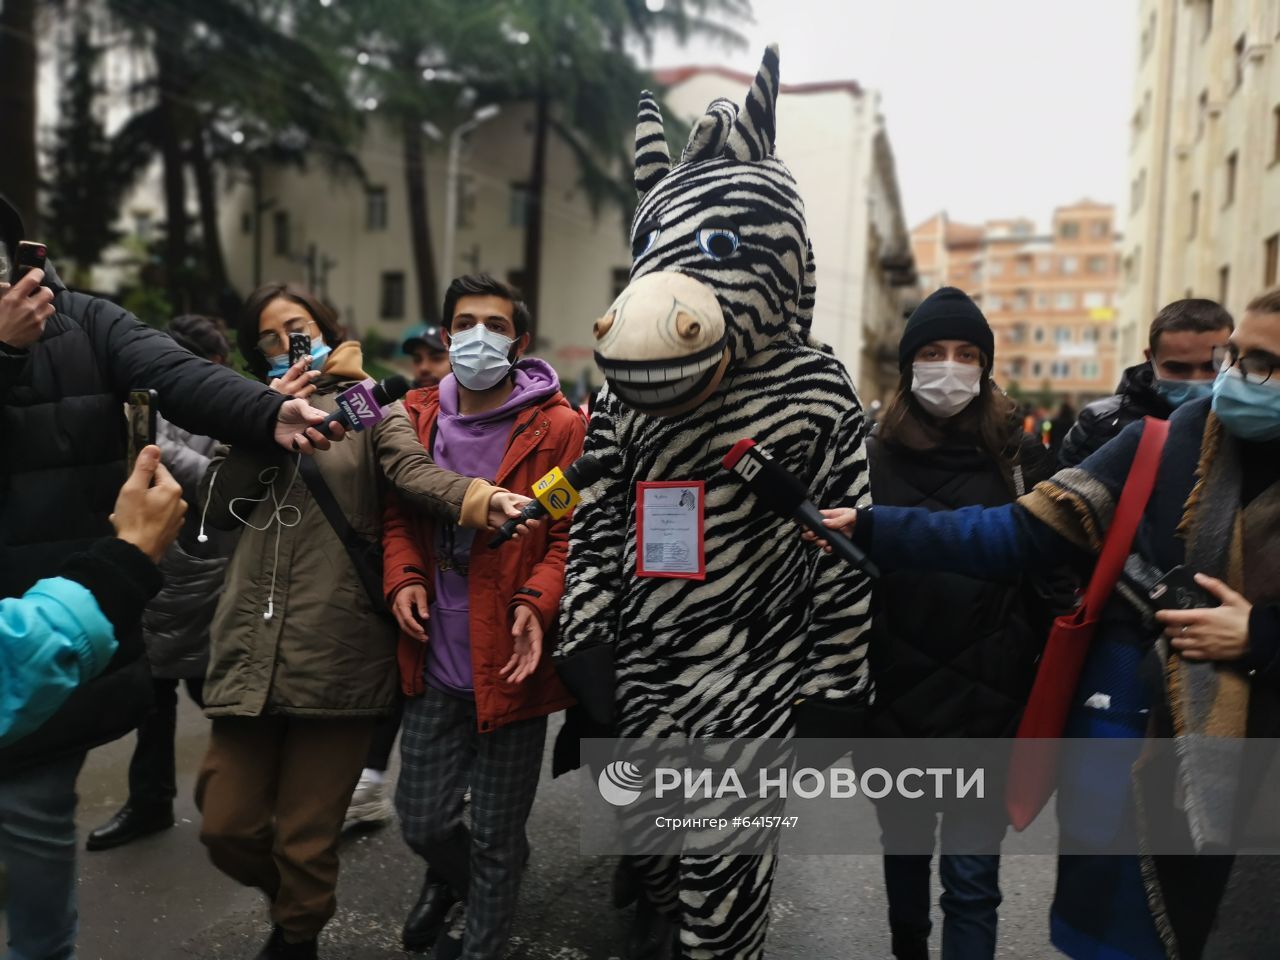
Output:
[
  {"xmin": 722, "ymin": 438, "xmax": 880, "ymax": 578},
  {"xmin": 316, "ymin": 376, "xmax": 412, "ymax": 438},
  {"xmin": 488, "ymin": 454, "xmax": 606, "ymax": 548}
]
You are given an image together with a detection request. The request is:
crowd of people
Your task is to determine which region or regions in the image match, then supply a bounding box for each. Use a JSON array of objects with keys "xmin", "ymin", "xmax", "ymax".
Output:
[{"xmin": 2, "ymin": 167, "xmax": 1279, "ymax": 960}]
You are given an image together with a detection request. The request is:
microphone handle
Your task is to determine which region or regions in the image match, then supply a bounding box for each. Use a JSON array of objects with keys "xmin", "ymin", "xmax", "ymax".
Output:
[
  {"xmin": 316, "ymin": 408, "xmax": 349, "ymax": 439},
  {"xmin": 792, "ymin": 500, "xmax": 880, "ymax": 579},
  {"xmin": 488, "ymin": 499, "xmax": 550, "ymax": 549}
]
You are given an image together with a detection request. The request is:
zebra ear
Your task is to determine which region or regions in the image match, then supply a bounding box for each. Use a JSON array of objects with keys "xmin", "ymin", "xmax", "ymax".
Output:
[
  {"xmin": 681, "ymin": 97, "xmax": 738, "ymax": 164},
  {"xmin": 635, "ymin": 91, "xmax": 671, "ymax": 199},
  {"xmin": 726, "ymin": 44, "xmax": 780, "ymax": 161}
]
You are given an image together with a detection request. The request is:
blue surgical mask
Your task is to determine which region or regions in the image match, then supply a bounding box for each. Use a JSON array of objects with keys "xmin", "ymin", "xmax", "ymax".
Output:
[
  {"xmin": 448, "ymin": 325, "xmax": 516, "ymax": 391},
  {"xmin": 1155, "ymin": 377, "xmax": 1215, "ymax": 408},
  {"xmin": 1211, "ymin": 366, "xmax": 1280, "ymax": 441},
  {"xmin": 266, "ymin": 336, "xmax": 332, "ymax": 380}
]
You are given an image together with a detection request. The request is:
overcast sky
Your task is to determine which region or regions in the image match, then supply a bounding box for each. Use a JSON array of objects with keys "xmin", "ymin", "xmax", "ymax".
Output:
[{"xmin": 645, "ymin": 0, "xmax": 1138, "ymax": 232}]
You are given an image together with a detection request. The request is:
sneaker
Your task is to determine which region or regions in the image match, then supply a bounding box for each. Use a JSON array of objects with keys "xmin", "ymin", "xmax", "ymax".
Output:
[
  {"xmin": 345, "ymin": 772, "xmax": 393, "ymax": 826},
  {"xmin": 433, "ymin": 902, "xmax": 466, "ymax": 960}
]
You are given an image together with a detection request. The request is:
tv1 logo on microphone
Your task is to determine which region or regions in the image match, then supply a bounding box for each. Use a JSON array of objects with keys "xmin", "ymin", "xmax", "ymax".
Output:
[
  {"xmin": 532, "ymin": 467, "xmax": 580, "ymax": 518},
  {"xmin": 336, "ymin": 379, "xmax": 388, "ymax": 432}
]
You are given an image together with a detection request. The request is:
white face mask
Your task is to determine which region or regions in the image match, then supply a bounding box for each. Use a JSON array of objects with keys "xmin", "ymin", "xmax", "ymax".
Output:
[
  {"xmin": 911, "ymin": 361, "xmax": 983, "ymax": 419},
  {"xmin": 448, "ymin": 325, "xmax": 516, "ymax": 391}
]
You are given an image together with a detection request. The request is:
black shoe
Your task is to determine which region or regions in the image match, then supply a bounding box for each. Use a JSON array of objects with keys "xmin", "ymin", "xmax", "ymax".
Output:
[
  {"xmin": 85, "ymin": 802, "xmax": 174, "ymax": 851},
  {"xmin": 432, "ymin": 902, "xmax": 466, "ymax": 960},
  {"xmin": 626, "ymin": 900, "xmax": 675, "ymax": 960},
  {"xmin": 403, "ymin": 876, "xmax": 460, "ymax": 953},
  {"xmin": 889, "ymin": 929, "xmax": 929, "ymax": 960},
  {"xmin": 254, "ymin": 926, "xmax": 318, "ymax": 960}
]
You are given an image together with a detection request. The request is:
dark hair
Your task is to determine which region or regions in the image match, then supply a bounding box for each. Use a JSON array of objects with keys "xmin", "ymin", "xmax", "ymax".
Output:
[
  {"xmin": 878, "ymin": 357, "xmax": 1023, "ymax": 481},
  {"xmin": 1245, "ymin": 286, "xmax": 1280, "ymax": 315},
  {"xmin": 1149, "ymin": 298, "xmax": 1234, "ymax": 354},
  {"xmin": 441, "ymin": 273, "xmax": 531, "ymax": 338},
  {"xmin": 236, "ymin": 282, "xmax": 343, "ymax": 380},
  {"xmin": 169, "ymin": 314, "xmax": 230, "ymax": 362}
]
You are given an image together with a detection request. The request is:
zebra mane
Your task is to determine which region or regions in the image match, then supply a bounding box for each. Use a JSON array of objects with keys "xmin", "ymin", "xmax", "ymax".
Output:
[{"xmin": 633, "ymin": 44, "xmax": 781, "ymax": 200}]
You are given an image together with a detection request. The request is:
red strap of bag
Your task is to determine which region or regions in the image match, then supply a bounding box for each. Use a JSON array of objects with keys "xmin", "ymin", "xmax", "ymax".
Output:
[{"xmin": 1005, "ymin": 416, "xmax": 1170, "ymax": 830}]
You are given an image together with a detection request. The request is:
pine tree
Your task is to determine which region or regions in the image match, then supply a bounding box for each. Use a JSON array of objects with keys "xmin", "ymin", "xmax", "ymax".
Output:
[{"xmin": 44, "ymin": 21, "xmax": 122, "ymax": 281}]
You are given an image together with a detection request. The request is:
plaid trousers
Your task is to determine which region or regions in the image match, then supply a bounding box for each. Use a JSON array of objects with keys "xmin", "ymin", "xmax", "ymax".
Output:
[{"xmin": 396, "ymin": 686, "xmax": 547, "ymax": 960}]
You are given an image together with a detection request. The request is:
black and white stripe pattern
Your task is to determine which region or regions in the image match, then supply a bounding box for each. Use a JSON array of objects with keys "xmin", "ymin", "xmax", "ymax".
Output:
[{"xmin": 560, "ymin": 45, "xmax": 872, "ymax": 959}]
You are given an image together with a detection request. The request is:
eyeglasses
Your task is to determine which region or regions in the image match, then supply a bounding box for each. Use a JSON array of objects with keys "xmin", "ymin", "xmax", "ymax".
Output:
[
  {"xmin": 1213, "ymin": 343, "xmax": 1277, "ymax": 385},
  {"xmin": 257, "ymin": 318, "xmax": 316, "ymax": 355}
]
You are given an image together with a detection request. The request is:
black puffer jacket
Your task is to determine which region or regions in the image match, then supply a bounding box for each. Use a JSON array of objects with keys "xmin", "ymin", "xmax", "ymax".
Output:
[
  {"xmin": 1058, "ymin": 362, "xmax": 1172, "ymax": 468},
  {"xmin": 0, "ymin": 263, "xmax": 284, "ymax": 771},
  {"xmin": 867, "ymin": 428, "xmax": 1057, "ymax": 739}
]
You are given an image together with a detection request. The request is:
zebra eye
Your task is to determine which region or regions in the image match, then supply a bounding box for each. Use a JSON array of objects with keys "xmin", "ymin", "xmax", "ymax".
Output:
[
  {"xmin": 632, "ymin": 224, "xmax": 660, "ymax": 258},
  {"xmin": 697, "ymin": 218, "xmax": 740, "ymax": 260}
]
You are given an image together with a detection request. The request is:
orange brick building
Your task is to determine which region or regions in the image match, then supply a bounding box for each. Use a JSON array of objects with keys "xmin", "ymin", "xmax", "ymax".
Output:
[{"xmin": 911, "ymin": 201, "xmax": 1121, "ymax": 406}]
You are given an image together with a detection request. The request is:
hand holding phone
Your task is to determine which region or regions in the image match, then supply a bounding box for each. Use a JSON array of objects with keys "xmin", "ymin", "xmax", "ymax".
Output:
[
  {"xmin": 288, "ymin": 331, "xmax": 311, "ymax": 368},
  {"xmin": 14, "ymin": 241, "xmax": 47, "ymax": 281},
  {"xmin": 1149, "ymin": 566, "xmax": 1214, "ymax": 612}
]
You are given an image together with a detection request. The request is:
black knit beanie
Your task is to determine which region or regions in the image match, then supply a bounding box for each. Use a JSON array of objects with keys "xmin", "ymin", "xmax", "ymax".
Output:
[{"xmin": 898, "ymin": 286, "xmax": 994, "ymax": 371}]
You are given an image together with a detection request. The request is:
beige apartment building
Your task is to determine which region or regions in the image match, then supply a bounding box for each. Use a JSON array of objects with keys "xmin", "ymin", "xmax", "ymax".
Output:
[
  {"xmin": 1121, "ymin": 0, "xmax": 1280, "ymax": 361},
  {"xmin": 911, "ymin": 203, "xmax": 1121, "ymax": 405}
]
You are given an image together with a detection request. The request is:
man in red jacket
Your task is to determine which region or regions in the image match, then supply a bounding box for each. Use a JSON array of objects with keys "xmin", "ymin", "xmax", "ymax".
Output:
[{"xmin": 382, "ymin": 274, "xmax": 583, "ymax": 960}]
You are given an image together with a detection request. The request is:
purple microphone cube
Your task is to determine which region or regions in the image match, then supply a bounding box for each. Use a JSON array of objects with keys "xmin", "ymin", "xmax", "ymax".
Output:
[{"xmin": 335, "ymin": 378, "xmax": 388, "ymax": 432}]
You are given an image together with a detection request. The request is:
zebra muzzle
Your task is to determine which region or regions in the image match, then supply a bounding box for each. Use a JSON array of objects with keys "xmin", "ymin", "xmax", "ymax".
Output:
[{"xmin": 593, "ymin": 271, "xmax": 731, "ymax": 417}]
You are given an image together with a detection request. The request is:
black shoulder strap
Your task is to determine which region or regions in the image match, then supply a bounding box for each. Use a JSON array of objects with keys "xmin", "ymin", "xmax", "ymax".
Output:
[{"xmin": 297, "ymin": 455, "xmax": 388, "ymax": 613}]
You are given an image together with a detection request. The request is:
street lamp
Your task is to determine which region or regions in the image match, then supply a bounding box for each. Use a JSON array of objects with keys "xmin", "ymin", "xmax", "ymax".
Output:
[{"xmin": 441, "ymin": 104, "xmax": 501, "ymax": 284}]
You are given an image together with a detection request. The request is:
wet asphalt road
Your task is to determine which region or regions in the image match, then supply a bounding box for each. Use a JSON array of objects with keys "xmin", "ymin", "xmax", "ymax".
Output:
[{"xmin": 58, "ymin": 698, "xmax": 1059, "ymax": 959}]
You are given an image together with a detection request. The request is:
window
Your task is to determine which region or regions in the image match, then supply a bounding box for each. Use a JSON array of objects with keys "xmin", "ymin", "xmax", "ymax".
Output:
[
  {"xmin": 1225, "ymin": 152, "xmax": 1238, "ymax": 206},
  {"xmin": 379, "ymin": 271, "xmax": 405, "ymax": 320},
  {"xmin": 1038, "ymin": 257, "xmax": 1054, "ymax": 274},
  {"xmin": 1083, "ymin": 291, "xmax": 1107, "ymax": 309},
  {"xmin": 1032, "ymin": 361, "xmax": 1044, "ymax": 378},
  {"xmin": 1197, "ymin": 89, "xmax": 1209, "ymax": 140},
  {"xmin": 1013, "ymin": 292, "xmax": 1029, "ymax": 311},
  {"xmin": 1083, "ymin": 326, "xmax": 1101, "ymax": 343},
  {"xmin": 1189, "ymin": 191, "xmax": 1200, "ymax": 238},
  {"xmin": 1036, "ymin": 293, "xmax": 1051, "ymax": 310},
  {"xmin": 1273, "ymin": 105, "xmax": 1280, "ymax": 164},
  {"xmin": 988, "ymin": 258, "xmax": 1004, "ymax": 277},
  {"xmin": 1034, "ymin": 327, "xmax": 1046, "ymax": 344},
  {"xmin": 1203, "ymin": 0, "xmax": 1214, "ymax": 40},
  {"xmin": 1266, "ymin": 234, "xmax": 1279, "ymax": 288},
  {"xmin": 1091, "ymin": 220, "xmax": 1110, "ymax": 239},
  {"xmin": 273, "ymin": 210, "xmax": 290, "ymax": 256},
  {"xmin": 1081, "ymin": 362, "xmax": 1100, "ymax": 380},
  {"xmin": 1087, "ymin": 255, "xmax": 1108, "ymax": 274},
  {"xmin": 508, "ymin": 182, "xmax": 530, "ymax": 228},
  {"xmin": 1055, "ymin": 326, "xmax": 1073, "ymax": 344},
  {"xmin": 987, "ymin": 294, "xmax": 1003, "ymax": 312},
  {"xmin": 1131, "ymin": 169, "xmax": 1146, "ymax": 213},
  {"xmin": 365, "ymin": 187, "xmax": 388, "ymax": 231},
  {"xmin": 611, "ymin": 266, "xmax": 631, "ymax": 300},
  {"xmin": 1051, "ymin": 361, "xmax": 1071, "ymax": 379},
  {"xmin": 1016, "ymin": 257, "xmax": 1031, "ymax": 276},
  {"xmin": 133, "ymin": 211, "xmax": 153, "ymax": 243},
  {"xmin": 1056, "ymin": 292, "xmax": 1076, "ymax": 310},
  {"xmin": 1059, "ymin": 221, "xmax": 1080, "ymax": 240},
  {"xmin": 1219, "ymin": 264, "xmax": 1230, "ymax": 305},
  {"xmin": 1062, "ymin": 256, "xmax": 1079, "ymax": 275},
  {"xmin": 1234, "ymin": 34, "xmax": 1246, "ymax": 93}
]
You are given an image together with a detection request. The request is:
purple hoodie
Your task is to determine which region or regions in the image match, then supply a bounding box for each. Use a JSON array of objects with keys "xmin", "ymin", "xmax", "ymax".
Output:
[{"xmin": 426, "ymin": 358, "xmax": 561, "ymax": 698}]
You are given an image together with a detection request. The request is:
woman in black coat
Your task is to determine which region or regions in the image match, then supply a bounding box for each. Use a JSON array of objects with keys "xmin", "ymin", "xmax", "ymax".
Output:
[{"xmin": 868, "ymin": 288, "xmax": 1057, "ymax": 960}]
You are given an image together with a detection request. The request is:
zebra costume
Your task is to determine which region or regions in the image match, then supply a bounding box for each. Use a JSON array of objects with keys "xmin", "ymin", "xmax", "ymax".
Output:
[{"xmin": 557, "ymin": 46, "xmax": 873, "ymax": 958}]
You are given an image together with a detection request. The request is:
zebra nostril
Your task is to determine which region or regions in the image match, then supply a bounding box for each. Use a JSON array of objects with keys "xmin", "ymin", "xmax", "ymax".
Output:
[
  {"xmin": 676, "ymin": 313, "xmax": 702, "ymax": 340},
  {"xmin": 593, "ymin": 313, "xmax": 615, "ymax": 340}
]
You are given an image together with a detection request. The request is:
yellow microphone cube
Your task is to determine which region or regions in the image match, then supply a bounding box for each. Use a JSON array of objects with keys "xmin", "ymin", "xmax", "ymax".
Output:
[{"xmin": 532, "ymin": 467, "xmax": 580, "ymax": 519}]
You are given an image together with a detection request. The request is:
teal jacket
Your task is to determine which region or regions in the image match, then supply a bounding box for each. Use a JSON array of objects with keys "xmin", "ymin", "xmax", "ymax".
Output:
[{"xmin": 0, "ymin": 538, "xmax": 161, "ymax": 748}]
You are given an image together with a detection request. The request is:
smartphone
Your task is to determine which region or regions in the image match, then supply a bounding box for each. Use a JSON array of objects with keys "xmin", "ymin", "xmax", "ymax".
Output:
[
  {"xmin": 14, "ymin": 241, "xmax": 47, "ymax": 281},
  {"xmin": 125, "ymin": 389, "xmax": 159, "ymax": 476},
  {"xmin": 288, "ymin": 331, "xmax": 311, "ymax": 368},
  {"xmin": 1149, "ymin": 565, "xmax": 1214, "ymax": 612}
]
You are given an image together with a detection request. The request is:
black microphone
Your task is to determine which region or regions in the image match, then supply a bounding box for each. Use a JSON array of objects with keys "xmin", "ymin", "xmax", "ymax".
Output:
[
  {"xmin": 316, "ymin": 375, "xmax": 412, "ymax": 438},
  {"xmin": 488, "ymin": 454, "xmax": 606, "ymax": 548},
  {"xmin": 721, "ymin": 438, "xmax": 880, "ymax": 578}
]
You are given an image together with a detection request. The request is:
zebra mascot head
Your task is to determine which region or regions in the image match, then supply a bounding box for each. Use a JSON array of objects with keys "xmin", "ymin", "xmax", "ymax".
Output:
[{"xmin": 592, "ymin": 45, "xmax": 814, "ymax": 416}]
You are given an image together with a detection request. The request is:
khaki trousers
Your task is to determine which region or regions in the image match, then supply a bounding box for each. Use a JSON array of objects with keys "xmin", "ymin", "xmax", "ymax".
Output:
[{"xmin": 196, "ymin": 715, "xmax": 374, "ymax": 940}]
